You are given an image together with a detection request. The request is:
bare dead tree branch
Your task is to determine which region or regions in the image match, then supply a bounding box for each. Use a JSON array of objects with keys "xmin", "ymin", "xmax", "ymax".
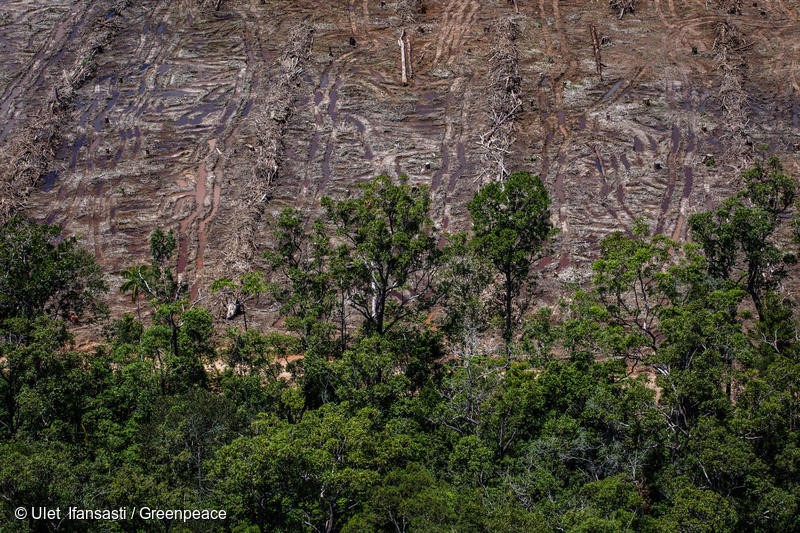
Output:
[
  {"xmin": 609, "ymin": 0, "xmax": 636, "ymax": 19},
  {"xmin": 478, "ymin": 18, "xmax": 521, "ymax": 183},
  {"xmin": 223, "ymin": 24, "xmax": 314, "ymax": 279}
]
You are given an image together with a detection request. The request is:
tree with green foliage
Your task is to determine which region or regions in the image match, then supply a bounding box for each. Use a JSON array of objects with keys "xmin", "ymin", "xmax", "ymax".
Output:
[
  {"xmin": 0, "ymin": 217, "xmax": 108, "ymax": 441},
  {"xmin": 568, "ymin": 223, "xmax": 676, "ymax": 367},
  {"xmin": 2, "ymin": 160, "xmax": 800, "ymax": 532},
  {"xmin": 211, "ymin": 271, "xmax": 268, "ymax": 331},
  {"xmin": 322, "ymin": 175, "xmax": 440, "ymax": 336},
  {"xmin": 332, "ymin": 328, "xmax": 443, "ymax": 411},
  {"xmin": 263, "ymin": 207, "xmax": 337, "ymax": 350},
  {"xmin": 689, "ymin": 157, "xmax": 796, "ymax": 318},
  {"xmin": 120, "ymin": 265, "xmax": 149, "ymax": 320},
  {"xmin": 117, "ymin": 228, "xmax": 210, "ymax": 395},
  {"xmin": 209, "ymin": 403, "xmax": 395, "ymax": 532},
  {"xmin": 0, "ymin": 216, "xmax": 107, "ymax": 325},
  {"xmin": 120, "ymin": 228, "xmax": 185, "ymax": 307},
  {"xmin": 438, "ymin": 232, "xmax": 493, "ymax": 360},
  {"xmin": 344, "ymin": 462, "xmax": 481, "ymax": 532},
  {"xmin": 467, "ymin": 171, "xmax": 553, "ymax": 353}
]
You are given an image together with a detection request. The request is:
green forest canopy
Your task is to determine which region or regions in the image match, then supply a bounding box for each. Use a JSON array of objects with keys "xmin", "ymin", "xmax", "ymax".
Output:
[{"xmin": 1, "ymin": 163, "xmax": 799, "ymax": 531}]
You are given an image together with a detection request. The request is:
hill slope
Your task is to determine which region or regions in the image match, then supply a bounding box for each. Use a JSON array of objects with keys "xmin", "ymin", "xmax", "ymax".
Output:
[{"xmin": 1, "ymin": 0, "xmax": 798, "ymax": 321}]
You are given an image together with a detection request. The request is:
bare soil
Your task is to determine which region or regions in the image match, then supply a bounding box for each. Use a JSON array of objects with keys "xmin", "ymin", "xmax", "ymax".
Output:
[{"xmin": 2, "ymin": 0, "xmax": 798, "ymax": 328}]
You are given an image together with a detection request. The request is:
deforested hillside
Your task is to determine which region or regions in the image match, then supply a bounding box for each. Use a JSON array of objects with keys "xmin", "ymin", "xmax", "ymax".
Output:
[{"xmin": 1, "ymin": 0, "xmax": 798, "ymax": 322}]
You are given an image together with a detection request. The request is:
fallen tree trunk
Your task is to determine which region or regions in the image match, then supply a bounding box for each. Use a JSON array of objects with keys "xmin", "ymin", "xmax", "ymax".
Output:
[{"xmin": 405, "ymin": 32, "xmax": 413, "ymax": 79}]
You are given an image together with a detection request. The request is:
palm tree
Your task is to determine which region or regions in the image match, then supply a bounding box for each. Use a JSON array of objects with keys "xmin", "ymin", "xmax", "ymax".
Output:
[{"xmin": 120, "ymin": 265, "xmax": 152, "ymax": 320}]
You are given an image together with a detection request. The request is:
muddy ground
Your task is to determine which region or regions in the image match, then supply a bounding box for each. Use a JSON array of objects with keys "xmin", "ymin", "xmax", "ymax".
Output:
[{"xmin": 2, "ymin": 0, "xmax": 799, "ymax": 334}]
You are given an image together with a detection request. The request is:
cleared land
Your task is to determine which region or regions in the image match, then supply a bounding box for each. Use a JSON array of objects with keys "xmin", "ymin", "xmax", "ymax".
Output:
[{"xmin": 0, "ymin": 0, "xmax": 797, "ymax": 328}]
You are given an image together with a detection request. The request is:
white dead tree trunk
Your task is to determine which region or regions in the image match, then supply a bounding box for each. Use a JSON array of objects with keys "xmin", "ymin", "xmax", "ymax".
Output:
[{"xmin": 398, "ymin": 29, "xmax": 408, "ymax": 85}]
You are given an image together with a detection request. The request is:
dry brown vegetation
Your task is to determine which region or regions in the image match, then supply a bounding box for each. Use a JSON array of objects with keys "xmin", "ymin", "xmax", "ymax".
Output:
[
  {"xmin": 0, "ymin": 0, "xmax": 131, "ymax": 223},
  {"xmin": 479, "ymin": 18, "xmax": 521, "ymax": 182},
  {"xmin": 0, "ymin": 121, "xmax": 59, "ymax": 222},
  {"xmin": 226, "ymin": 23, "xmax": 315, "ymax": 275},
  {"xmin": 609, "ymin": 0, "xmax": 636, "ymax": 19}
]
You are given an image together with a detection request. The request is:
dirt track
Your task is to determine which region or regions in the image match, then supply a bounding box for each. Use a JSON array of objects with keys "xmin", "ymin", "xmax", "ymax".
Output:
[{"xmin": 1, "ymin": 0, "xmax": 797, "ymax": 324}]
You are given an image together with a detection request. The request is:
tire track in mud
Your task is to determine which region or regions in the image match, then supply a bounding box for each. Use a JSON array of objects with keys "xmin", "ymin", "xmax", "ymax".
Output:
[
  {"xmin": 519, "ymin": 1, "xmax": 709, "ymax": 259},
  {"xmin": 591, "ymin": 66, "xmax": 647, "ymax": 110},
  {"xmin": 41, "ymin": 0, "xmax": 252, "ymax": 284},
  {"xmin": 178, "ymin": 2, "xmax": 265, "ymax": 297},
  {"xmin": 99, "ymin": 1, "xmax": 253, "ymax": 289},
  {"xmin": 424, "ymin": 0, "xmax": 487, "ymax": 231},
  {"xmin": 56, "ymin": 1, "xmax": 180, "ymax": 255},
  {"xmin": 582, "ymin": 65, "xmax": 649, "ymax": 236},
  {"xmin": 651, "ymin": 2, "xmax": 753, "ymax": 239},
  {"xmin": 644, "ymin": 3, "xmax": 708, "ymax": 239},
  {"xmin": 1, "ymin": 0, "xmax": 131, "ymax": 223},
  {"xmin": 434, "ymin": 0, "xmax": 480, "ymax": 64},
  {"xmin": 533, "ymin": 0, "xmax": 580, "ymax": 268},
  {"xmin": 532, "ymin": 1, "xmax": 709, "ymax": 256},
  {"xmin": 655, "ymin": 123, "xmax": 684, "ymax": 236},
  {"xmin": 299, "ymin": 44, "xmax": 370, "ymax": 204},
  {"xmin": 0, "ymin": 1, "xmax": 93, "ymax": 142},
  {"xmin": 594, "ymin": 145, "xmax": 633, "ymax": 235},
  {"xmin": 432, "ymin": 75, "xmax": 471, "ymax": 232},
  {"xmin": 313, "ymin": 62, "xmax": 344, "ymax": 196},
  {"xmin": 347, "ymin": 0, "xmax": 371, "ymax": 39}
]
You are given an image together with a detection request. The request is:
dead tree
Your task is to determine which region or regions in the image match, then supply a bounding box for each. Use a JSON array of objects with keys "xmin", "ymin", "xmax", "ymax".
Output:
[
  {"xmin": 398, "ymin": 29, "xmax": 408, "ymax": 85},
  {"xmin": 196, "ymin": 0, "xmax": 224, "ymax": 11},
  {"xmin": 589, "ymin": 24, "xmax": 603, "ymax": 80},
  {"xmin": 609, "ymin": 0, "xmax": 636, "ymax": 19},
  {"xmin": 478, "ymin": 18, "xmax": 521, "ymax": 182},
  {"xmin": 395, "ymin": 1, "xmax": 419, "ymax": 84},
  {"xmin": 715, "ymin": 0, "xmax": 742, "ymax": 15},
  {"xmin": 405, "ymin": 32, "xmax": 413, "ymax": 79},
  {"xmin": 712, "ymin": 20, "xmax": 749, "ymax": 168},
  {"xmin": 396, "ymin": 0, "xmax": 424, "ymax": 24}
]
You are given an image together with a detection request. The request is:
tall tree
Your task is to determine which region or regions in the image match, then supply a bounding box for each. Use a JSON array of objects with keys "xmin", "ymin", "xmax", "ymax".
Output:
[
  {"xmin": 263, "ymin": 208, "xmax": 336, "ymax": 350},
  {"xmin": 467, "ymin": 172, "xmax": 553, "ymax": 353},
  {"xmin": 120, "ymin": 228, "xmax": 186, "ymax": 307},
  {"xmin": 120, "ymin": 265, "xmax": 150, "ymax": 320},
  {"xmin": 0, "ymin": 217, "xmax": 107, "ymax": 439},
  {"xmin": 322, "ymin": 175, "xmax": 440, "ymax": 336}
]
